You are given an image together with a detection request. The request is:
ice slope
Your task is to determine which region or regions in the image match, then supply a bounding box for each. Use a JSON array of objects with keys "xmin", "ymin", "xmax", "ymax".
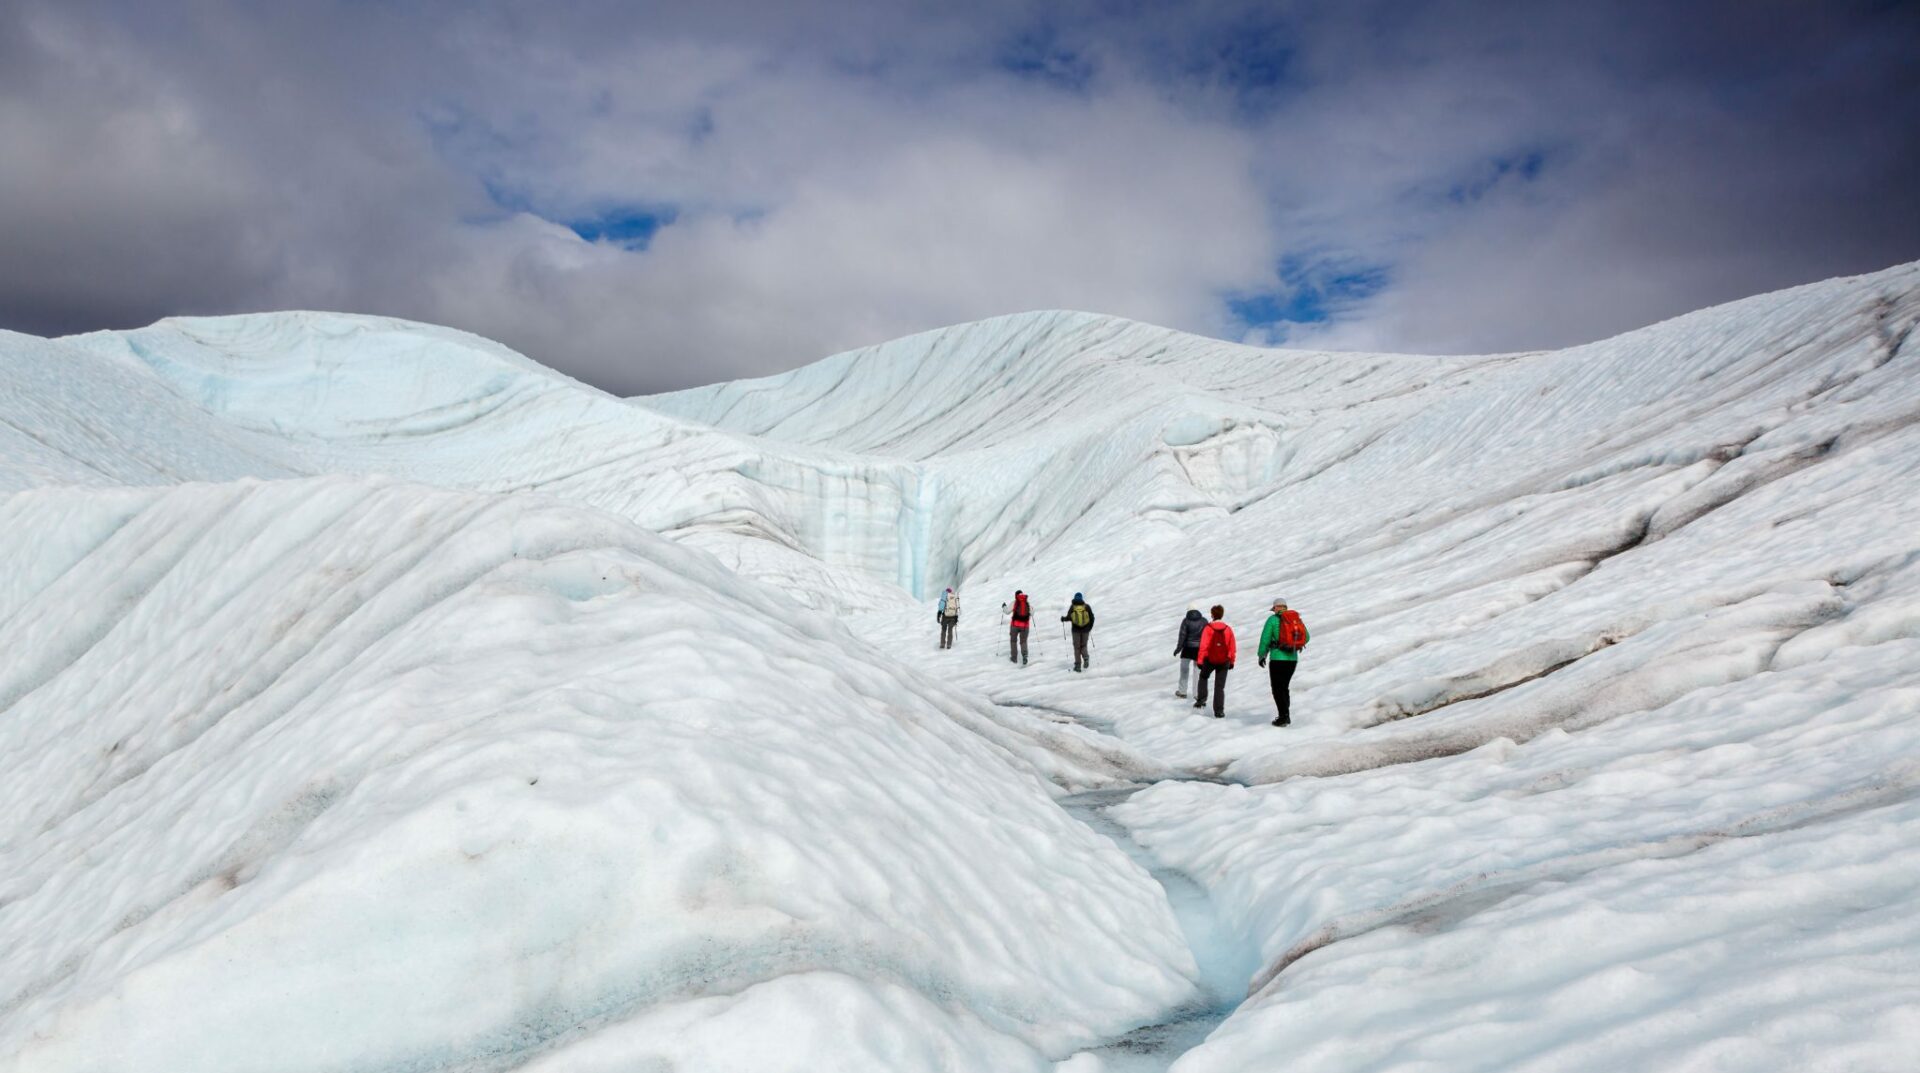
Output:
[
  {"xmin": 0, "ymin": 328, "xmax": 303, "ymax": 490},
  {"xmin": 793, "ymin": 266, "xmax": 1920, "ymax": 1068},
  {"xmin": 646, "ymin": 310, "xmax": 1488, "ymax": 598},
  {"xmin": 0, "ymin": 478, "xmax": 1193, "ymax": 1072},
  {"xmin": 851, "ymin": 265, "xmax": 1920, "ymax": 769},
  {"xmin": 1116, "ymin": 645, "xmax": 1920, "ymax": 1072}
]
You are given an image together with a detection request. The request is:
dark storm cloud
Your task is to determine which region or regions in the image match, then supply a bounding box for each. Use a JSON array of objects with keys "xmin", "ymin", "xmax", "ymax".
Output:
[{"xmin": 1, "ymin": 0, "xmax": 1915, "ymax": 392}]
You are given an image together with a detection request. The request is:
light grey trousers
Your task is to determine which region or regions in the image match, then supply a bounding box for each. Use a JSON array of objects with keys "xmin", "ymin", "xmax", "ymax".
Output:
[{"xmin": 1177, "ymin": 657, "xmax": 1193, "ymax": 693}]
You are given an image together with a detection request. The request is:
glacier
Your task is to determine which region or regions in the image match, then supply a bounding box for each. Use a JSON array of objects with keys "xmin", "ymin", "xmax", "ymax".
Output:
[{"xmin": 2, "ymin": 260, "xmax": 1918, "ymax": 1070}]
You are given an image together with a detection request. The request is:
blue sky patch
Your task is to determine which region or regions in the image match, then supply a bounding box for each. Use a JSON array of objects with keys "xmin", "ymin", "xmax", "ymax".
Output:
[
  {"xmin": 1446, "ymin": 149, "xmax": 1549, "ymax": 204},
  {"xmin": 1229, "ymin": 255, "xmax": 1389, "ymax": 330},
  {"xmin": 1174, "ymin": 15, "xmax": 1300, "ymax": 119},
  {"xmin": 466, "ymin": 150, "xmax": 680, "ymax": 250},
  {"xmin": 995, "ymin": 25, "xmax": 1096, "ymax": 91},
  {"xmin": 566, "ymin": 206, "xmax": 680, "ymax": 249}
]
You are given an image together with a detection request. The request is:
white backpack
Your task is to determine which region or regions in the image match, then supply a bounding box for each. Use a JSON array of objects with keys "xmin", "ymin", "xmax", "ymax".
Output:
[{"xmin": 943, "ymin": 592, "xmax": 960, "ymax": 620}]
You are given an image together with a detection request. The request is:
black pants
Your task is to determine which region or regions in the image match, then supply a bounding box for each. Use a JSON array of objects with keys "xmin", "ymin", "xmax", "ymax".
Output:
[
  {"xmin": 1196, "ymin": 664, "xmax": 1228, "ymax": 716},
  {"xmin": 940, "ymin": 618, "xmax": 956, "ymax": 648},
  {"xmin": 1009, "ymin": 624, "xmax": 1029, "ymax": 662},
  {"xmin": 1071, "ymin": 626, "xmax": 1091, "ymax": 670},
  {"xmin": 1269, "ymin": 658, "xmax": 1297, "ymax": 724}
]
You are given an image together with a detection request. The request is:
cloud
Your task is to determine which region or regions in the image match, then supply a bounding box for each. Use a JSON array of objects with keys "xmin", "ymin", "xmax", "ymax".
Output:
[
  {"xmin": 404, "ymin": 50, "xmax": 1278, "ymax": 390},
  {"xmin": 0, "ymin": 0, "xmax": 1915, "ymax": 392},
  {"xmin": 1275, "ymin": 0, "xmax": 1920, "ymax": 354},
  {"xmin": 0, "ymin": 9, "xmax": 275, "ymax": 331}
]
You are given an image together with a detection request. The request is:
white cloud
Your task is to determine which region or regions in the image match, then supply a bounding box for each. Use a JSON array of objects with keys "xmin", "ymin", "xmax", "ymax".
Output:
[{"xmin": 427, "ymin": 77, "xmax": 1276, "ymax": 388}]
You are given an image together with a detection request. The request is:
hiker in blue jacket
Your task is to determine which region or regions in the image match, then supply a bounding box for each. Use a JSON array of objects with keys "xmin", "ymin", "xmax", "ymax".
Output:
[{"xmin": 936, "ymin": 587, "xmax": 960, "ymax": 649}]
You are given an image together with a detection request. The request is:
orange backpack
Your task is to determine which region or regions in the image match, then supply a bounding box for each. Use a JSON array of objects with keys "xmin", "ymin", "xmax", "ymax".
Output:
[{"xmin": 1277, "ymin": 609, "xmax": 1307, "ymax": 650}]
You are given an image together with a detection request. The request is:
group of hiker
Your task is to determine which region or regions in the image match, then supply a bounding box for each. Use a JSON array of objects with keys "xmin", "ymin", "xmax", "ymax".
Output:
[
  {"xmin": 1172, "ymin": 599, "xmax": 1309, "ymax": 726},
  {"xmin": 935, "ymin": 587, "xmax": 1309, "ymax": 727}
]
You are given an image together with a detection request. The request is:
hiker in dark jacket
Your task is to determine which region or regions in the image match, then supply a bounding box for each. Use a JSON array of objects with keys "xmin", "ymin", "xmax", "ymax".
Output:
[
  {"xmin": 1192, "ymin": 605, "xmax": 1236, "ymax": 718},
  {"xmin": 1007, "ymin": 590, "xmax": 1033, "ymax": 665},
  {"xmin": 1173, "ymin": 604, "xmax": 1205, "ymax": 698},
  {"xmin": 1061, "ymin": 593, "xmax": 1095, "ymax": 672},
  {"xmin": 1257, "ymin": 598, "xmax": 1310, "ymax": 726}
]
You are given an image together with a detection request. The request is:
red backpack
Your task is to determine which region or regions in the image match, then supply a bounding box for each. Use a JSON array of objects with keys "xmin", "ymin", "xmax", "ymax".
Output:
[
  {"xmin": 1012, "ymin": 593, "xmax": 1030, "ymax": 621},
  {"xmin": 1200, "ymin": 621, "xmax": 1234, "ymax": 665},
  {"xmin": 1277, "ymin": 609, "xmax": 1307, "ymax": 650}
]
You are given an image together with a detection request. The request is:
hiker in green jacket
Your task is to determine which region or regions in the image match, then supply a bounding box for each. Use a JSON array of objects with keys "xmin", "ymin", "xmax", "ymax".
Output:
[{"xmin": 1258, "ymin": 598, "xmax": 1310, "ymax": 727}]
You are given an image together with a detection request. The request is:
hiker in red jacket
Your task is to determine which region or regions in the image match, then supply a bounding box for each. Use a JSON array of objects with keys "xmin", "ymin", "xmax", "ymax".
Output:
[
  {"xmin": 1007, "ymin": 590, "xmax": 1033, "ymax": 665},
  {"xmin": 1191, "ymin": 604, "xmax": 1236, "ymax": 718}
]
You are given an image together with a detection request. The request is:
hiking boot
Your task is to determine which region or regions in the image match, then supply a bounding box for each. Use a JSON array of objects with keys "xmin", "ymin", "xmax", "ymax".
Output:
[
  {"xmin": 1175, "ymin": 691, "xmax": 1187, "ymax": 698},
  {"xmin": 1192, "ymin": 700, "xmax": 1204, "ymax": 709},
  {"xmin": 1272, "ymin": 719, "xmax": 1290, "ymax": 727},
  {"xmin": 1213, "ymin": 711, "xmax": 1224, "ymax": 719}
]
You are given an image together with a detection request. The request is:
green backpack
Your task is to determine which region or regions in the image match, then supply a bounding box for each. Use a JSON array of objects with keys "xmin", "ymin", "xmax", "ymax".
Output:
[{"xmin": 1069, "ymin": 603, "xmax": 1092, "ymax": 628}]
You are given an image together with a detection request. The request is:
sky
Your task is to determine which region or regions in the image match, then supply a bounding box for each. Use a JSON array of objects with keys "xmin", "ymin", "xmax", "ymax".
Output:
[{"xmin": 2, "ymin": 0, "xmax": 1917, "ymax": 394}]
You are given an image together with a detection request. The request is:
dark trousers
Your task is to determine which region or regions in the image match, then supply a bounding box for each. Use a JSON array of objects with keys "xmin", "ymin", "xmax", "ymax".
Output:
[
  {"xmin": 1196, "ymin": 664, "xmax": 1228, "ymax": 716},
  {"xmin": 1009, "ymin": 624, "xmax": 1029, "ymax": 662},
  {"xmin": 940, "ymin": 618, "xmax": 956, "ymax": 648},
  {"xmin": 1269, "ymin": 658, "xmax": 1297, "ymax": 724},
  {"xmin": 1071, "ymin": 626, "xmax": 1091, "ymax": 669}
]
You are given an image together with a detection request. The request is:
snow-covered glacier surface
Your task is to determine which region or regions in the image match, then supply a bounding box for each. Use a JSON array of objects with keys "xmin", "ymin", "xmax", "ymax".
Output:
[
  {"xmin": 3, "ymin": 261, "xmax": 1919, "ymax": 1071},
  {"xmin": 0, "ymin": 480, "xmax": 1186, "ymax": 1072}
]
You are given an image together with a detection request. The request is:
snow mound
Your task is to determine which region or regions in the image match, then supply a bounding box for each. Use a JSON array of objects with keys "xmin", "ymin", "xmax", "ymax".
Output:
[
  {"xmin": 64, "ymin": 312, "xmax": 600, "ymax": 439},
  {"xmin": 0, "ymin": 478, "xmax": 1191, "ymax": 1071},
  {"xmin": 0, "ymin": 329, "xmax": 303, "ymax": 492},
  {"xmin": 29, "ymin": 316, "xmax": 956, "ymax": 609}
]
